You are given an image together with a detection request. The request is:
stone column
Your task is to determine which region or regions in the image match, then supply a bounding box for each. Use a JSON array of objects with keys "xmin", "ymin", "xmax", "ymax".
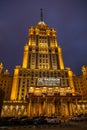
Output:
[
  {"xmin": 27, "ymin": 98, "xmax": 31, "ymax": 117},
  {"xmin": 60, "ymin": 98, "xmax": 63, "ymax": 116},
  {"xmin": 70, "ymin": 102, "xmax": 74, "ymax": 116},
  {"xmin": 75, "ymin": 98, "xmax": 78, "ymax": 114},
  {"xmin": 67, "ymin": 101, "xmax": 71, "ymax": 116},
  {"xmin": 43, "ymin": 97, "xmax": 47, "ymax": 115}
]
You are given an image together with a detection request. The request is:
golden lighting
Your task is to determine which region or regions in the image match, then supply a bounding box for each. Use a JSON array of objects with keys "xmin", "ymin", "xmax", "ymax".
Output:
[
  {"xmin": 22, "ymin": 45, "xmax": 29, "ymax": 68},
  {"xmin": 41, "ymin": 87, "xmax": 47, "ymax": 93},
  {"xmin": 34, "ymin": 88, "xmax": 41, "ymax": 95},
  {"xmin": 58, "ymin": 47, "xmax": 64, "ymax": 69},
  {"xmin": 29, "ymin": 87, "xmax": 34, "ymax": 93},
  {"xmin": 4, "ymin": 105, "xmax": 8, "ymax": 110}
]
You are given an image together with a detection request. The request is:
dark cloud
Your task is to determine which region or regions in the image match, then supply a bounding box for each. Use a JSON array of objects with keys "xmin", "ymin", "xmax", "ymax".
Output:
[{"xmin": 0, "ymin": 0, "xmax": 87, "ymax": 75}]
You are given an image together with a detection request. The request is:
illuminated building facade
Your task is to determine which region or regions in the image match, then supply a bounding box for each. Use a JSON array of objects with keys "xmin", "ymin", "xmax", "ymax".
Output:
[
  {"xmin": 1, "ymin": 10, "xmax": 86, "ymax": 117},
  {"xmin": 0, "ymin": 62, "xmax": 13, "ymax": 101},
  {"xmin": 0, "ymin": 87, "xmax": 4, "ymax": 117},
  {"xmin": 11, "ymin": 10, "xmax": 75, "ymax": 101},
  {"xmin": 73, "ymin": 66, "xmax": 87, "ymax": 99},
  {"xmin": 73, "ymin": 66, "xmax": 87, "ymax": 113},
  {"xmin": 81, "ymin": 65, "xmax": 87, "ymax": 98},
  {"xmin": 10, "ymin": 10, "xmax": 79, "ymax": 117}
]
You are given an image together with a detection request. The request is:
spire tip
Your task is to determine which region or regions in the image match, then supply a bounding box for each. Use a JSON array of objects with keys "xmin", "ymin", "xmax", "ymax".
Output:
[{"xmin": 40, "ymin": 8, "xmax": 43, "ymax": 21}]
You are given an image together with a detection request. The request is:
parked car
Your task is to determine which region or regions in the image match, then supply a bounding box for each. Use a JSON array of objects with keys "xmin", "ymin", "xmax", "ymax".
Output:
[
  {"xmin": 32, "ymin": 116, "xmax": 47, "ymax": 125},
  {"xmin": 20, "ymin": 118, "xmax": 33, "ymax": 125},
  {"xmin": 69, "ymin": 114, "xmax": 87, "ymax": 122},
  {"xmin": 46, "ymin": 116, "xmax": 61, "ymax": 124}
]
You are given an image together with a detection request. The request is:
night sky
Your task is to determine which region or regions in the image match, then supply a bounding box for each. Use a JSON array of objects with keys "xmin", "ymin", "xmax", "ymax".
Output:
[{"xmin": 0, "ymin": 0, "xmax": 87, "ymax": 75}]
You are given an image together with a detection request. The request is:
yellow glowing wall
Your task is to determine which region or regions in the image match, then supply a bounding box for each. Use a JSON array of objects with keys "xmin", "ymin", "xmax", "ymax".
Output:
[
  {"xmin": 67, "ymin": 68, "xmax": 75, "ymax": 95},
  {"xmin": 10, "ymin": 67, "xmax": 19, "ymax": 100},
  {"xmin": 58, "ymin": 46, "xmax": 64, "ymax": 69},
  {"xmin": 22, "ymin": 45, "xmax": 29, "ymax": 68}
]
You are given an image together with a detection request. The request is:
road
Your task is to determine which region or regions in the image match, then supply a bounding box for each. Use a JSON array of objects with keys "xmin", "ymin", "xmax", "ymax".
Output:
[{"xmin": 0, "ymin": 122, "xmax": 87, "ymax": 130}]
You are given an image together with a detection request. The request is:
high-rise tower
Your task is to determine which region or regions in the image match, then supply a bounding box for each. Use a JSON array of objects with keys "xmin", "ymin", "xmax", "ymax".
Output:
[
  {"xmin": 22, "ymin": 10, "xmax": 64, "ymax": 70},
  {"xmin": 10, "ymin": 10, "xmax": 76, "ymax": 116}
]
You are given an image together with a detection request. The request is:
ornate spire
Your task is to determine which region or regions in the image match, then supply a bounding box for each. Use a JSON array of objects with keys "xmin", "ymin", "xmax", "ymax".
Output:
[
  {"xmin": 38, "ymin": 8, "xmax": 45, "ymax": 25},
  {"xmin": 40, "ymin": 8, "xmax": 43, "ymax": 21}
]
